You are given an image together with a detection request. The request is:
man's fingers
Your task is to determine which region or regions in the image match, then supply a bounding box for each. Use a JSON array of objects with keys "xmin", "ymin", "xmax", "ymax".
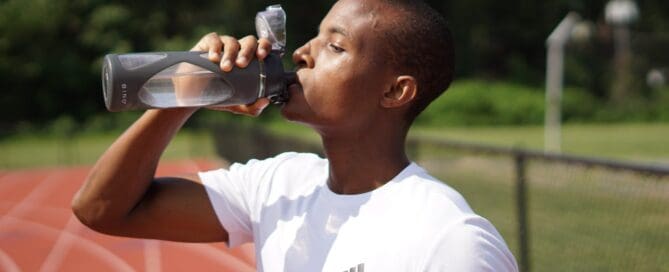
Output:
[
  {"xmin": 192, "ymin": 32, "xmax": 223, "ymax": 62},
  {"xmin": 207, "ymin": 98, "xmax": 270, "ymax": 116},
  {"xmin": 248, "ymin": 98, "xmax": 271, "ymax": 115},
  {"xmin": 194, "ymin": 34, "xmax": 270, "ymax": 72},
  {"xmin": 231, "ymin": 98, "xmax": 270, "ymax": 116},
  {"xmin": 236, "ymin": 35, "xmax": 258, "ymax": 68},
  {"xmin": 220, "ymin": 35, "xmax": 240, "ymax": 72},
  {"xmin": 257, "ymin": 38, "xmax": 272, "ymax": 60},
  {"xmin": 190, "ymin": 34, "xmax": 272, "ymax": 116},
  {"xmin": 205, "ymin": 33, "xmax": 223, "ymax": 62}
]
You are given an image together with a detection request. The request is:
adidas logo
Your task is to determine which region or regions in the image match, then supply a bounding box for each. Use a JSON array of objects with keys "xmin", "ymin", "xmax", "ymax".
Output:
[{"xmin": 343, "ymin": 263, "xmax": 365, "ymax": 272}]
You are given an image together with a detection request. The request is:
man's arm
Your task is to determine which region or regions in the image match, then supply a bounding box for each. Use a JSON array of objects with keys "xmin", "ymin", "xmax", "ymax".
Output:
[{"xmin": 71, "ymin": 34, "xmax": 272, "ymax": 242}]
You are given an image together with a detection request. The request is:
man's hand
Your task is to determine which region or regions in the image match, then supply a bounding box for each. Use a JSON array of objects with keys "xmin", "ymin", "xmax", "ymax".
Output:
[
  {"xmin": 191, "ymin": 33, "xmax": 273, "ymax": 116},
  {"xmin": 72, "ymin": 32, "xmax": 275, "ymax": 242}
]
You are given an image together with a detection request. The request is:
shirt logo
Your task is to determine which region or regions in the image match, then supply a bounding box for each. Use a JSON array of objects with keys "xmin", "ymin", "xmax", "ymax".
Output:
[{"xmin": 343, "ymin": 263, "xmax": 364, "ymax": 272}]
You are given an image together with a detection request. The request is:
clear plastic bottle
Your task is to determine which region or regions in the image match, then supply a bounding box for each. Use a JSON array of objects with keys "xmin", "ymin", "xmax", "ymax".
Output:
[
  {"xmin": 101, "ymin": 5, "xmax": 293, "ymax": 112},
  {"xmin": 102, "ymin": 51, "xmax": 293, "ymax": 111}
]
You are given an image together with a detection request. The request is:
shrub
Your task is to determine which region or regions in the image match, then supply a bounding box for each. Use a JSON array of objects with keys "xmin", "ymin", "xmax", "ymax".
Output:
[
  {"xmin": 416, "ymin": 80, "xmax": 544, "ymax": 126},
  {"xmin": 416, "ymin": 79, "xmax": 603, "ymax": 126}
]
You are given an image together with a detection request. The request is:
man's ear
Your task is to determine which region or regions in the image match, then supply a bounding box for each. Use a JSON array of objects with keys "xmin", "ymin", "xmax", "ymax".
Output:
[{"xmin": 381, "ymin": 75, "xmax": 417, "ymax": 108}]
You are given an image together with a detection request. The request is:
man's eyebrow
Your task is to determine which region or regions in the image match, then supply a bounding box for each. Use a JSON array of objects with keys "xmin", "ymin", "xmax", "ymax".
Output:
[
  {"xmin": 318, "ymin": 23, "xmax": 349, "ymax": 37},
  {"xmin": 328, "ymin": 25, "xmax": 348, "ymax": 37}
]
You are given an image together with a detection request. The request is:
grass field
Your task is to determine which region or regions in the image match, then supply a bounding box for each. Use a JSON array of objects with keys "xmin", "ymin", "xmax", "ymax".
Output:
[
  {"xmin": 409, "ymin": 123, "xmax": 669, "ymax": 164},
  {"xmin": 0, "ymin": 130, "xmax": 217, "ymax": 169},
  {"xmin": 422, "ymin": 155, "xmax": 669, "ymax": 271},
  {"xmin": 2, "ymin": 122, "xmax": 667, "ymax": 168},
  {"xmin": 267, "ymin": 121, "xmax": 669, "ymax": 162}
]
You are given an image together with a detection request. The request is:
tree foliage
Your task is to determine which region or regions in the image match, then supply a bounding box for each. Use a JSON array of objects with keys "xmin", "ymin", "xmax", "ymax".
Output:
[{"xmin": 1, "ymin": 0, "xmax": 667, "ymax": 130}]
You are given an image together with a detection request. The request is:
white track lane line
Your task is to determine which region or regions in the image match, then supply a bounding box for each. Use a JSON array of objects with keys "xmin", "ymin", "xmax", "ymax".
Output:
[
  {"xmin": 0, "ymin": 170, "xmax": 43, "ymax": 193},
  {"xmin": 39, "ymin": 215, "xmax": 80, "ymax": 272},
  {"xmin": 3, "ymin": 216, "xmax": 135, "ymax": 272},
  {"xmin": 143, "ymin": 240, "xmax": 161, "ymax": 272},
  {"xmin": 0, "ymin": 249, "xmax": 21, "ymax": 272},
  {"xmin": 0, "ymin": 168, "xmax": 134, "ymax": 272},
  {"xmin": 0, "ymin": 200, "xmax": 70, "ymax": 216},
  {"xmin": 0, "ymin": 171, "xmax": 64, "ymax": 230}
]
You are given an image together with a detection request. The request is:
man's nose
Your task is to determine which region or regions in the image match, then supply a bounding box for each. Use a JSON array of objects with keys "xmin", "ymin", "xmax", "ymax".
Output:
[{"xmin": 292, "ymin": 42, "xmax": 314, "ymax": 69}]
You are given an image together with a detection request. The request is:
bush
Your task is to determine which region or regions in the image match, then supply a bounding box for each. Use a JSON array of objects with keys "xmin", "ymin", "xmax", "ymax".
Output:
[
  {"xmin": 587, "ymin": 86, "xmax": 669, "ymax": 123},
  {"xmin": 416, "ymin": 79, "xmax": 603, "ymax": 126},
  {"xmin": 48, "ymin": 115, "xmax": 78, "ymax": 137},
  {"xmin": 561, "ymin": 87, "xmax": 601, "ymax": 122},
  {"xmin": 416, "ymin": 80, "xmax": 544, "ymax": 126}
]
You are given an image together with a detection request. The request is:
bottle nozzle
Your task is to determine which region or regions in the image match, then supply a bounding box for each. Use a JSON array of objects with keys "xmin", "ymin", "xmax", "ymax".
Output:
[
  {"xmin": 267, "ymin": 71, "xmax": 295, "ymax": 105},
  {"xmin": 284, "ymin": 71, "xmax": 298, "ymax": 86}
]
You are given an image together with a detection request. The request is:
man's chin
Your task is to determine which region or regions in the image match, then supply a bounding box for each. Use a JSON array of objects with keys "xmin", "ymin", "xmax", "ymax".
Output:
[
  {"xmin": 280, "ymin": 83, "xmax": 306, "ymax": 120},
  {"xmin": 279, "ymin": 100, "xmax": 298, "ymax": 119}
]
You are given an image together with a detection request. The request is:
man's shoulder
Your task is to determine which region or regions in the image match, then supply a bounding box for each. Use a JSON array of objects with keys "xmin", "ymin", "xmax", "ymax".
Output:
[
  {"xmin": 396, "ymin": 165, "xmax": 519, "ymax": 271},
  {"xmin": 268, "ymin": 152, "xmax": 325, "ymax": 174},
  {"xmin": 230, "ymin": 152, "xmax": 324, "ymax": 172},
  {"xmin": 392, "ymin": 163, "xmax": 475, "ymax": 216},
  {"xmin": 239, "ymin": 151, "xmax": 321, "ymax": 163},
  {"xmin": 246, "ymin": 152, "xmax": 328, "ymax": 196},
  {"xmin": 201, "ymin": 152, "xmax": 325, "ymax": 192}
]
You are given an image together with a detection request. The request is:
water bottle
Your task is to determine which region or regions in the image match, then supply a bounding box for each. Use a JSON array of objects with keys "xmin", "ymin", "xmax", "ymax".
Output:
[{"xmin": 101, "ymin": 5, "xmax": 293, "ymax": 112}]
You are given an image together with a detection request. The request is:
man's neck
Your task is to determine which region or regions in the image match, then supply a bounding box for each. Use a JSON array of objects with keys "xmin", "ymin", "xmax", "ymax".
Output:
[{"xmin": 320, "ymin": 127, "xmax": 410, "ymax": 195}]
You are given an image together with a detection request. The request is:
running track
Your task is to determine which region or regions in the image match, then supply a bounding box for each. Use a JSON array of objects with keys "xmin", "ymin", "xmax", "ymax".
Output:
[{"xmin": 0, "ymin": 159, "xmax": 256, "ymax": 272}]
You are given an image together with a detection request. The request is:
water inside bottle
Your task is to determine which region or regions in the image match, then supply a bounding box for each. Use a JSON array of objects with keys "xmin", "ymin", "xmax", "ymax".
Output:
[{"xmin": 138, "ymin": 62, "xmax": 233, "ymax": 108}]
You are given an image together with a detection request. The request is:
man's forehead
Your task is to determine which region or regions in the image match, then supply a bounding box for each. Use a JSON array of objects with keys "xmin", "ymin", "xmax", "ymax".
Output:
[{"xmin": 320, "ymin": 0, "xmax": 389, "ymax": 37}]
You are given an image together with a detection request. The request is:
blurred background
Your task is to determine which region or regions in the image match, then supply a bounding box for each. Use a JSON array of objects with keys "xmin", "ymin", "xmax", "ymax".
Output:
[{"xmin": 0, "ymin": 0, "xmax": 667, "ymax": 271}]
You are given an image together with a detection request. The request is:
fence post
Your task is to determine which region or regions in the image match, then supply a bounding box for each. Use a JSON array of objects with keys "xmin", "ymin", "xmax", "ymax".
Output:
[{"xmin": 515, "ymin": 152, "xmax": 530, "ymax": 272}]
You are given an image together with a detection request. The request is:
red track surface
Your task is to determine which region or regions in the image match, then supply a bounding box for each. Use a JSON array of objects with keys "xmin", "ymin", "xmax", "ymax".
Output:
[{"xmin": 0, "ymin": 160, "xmax": 256, "ymax": 272}]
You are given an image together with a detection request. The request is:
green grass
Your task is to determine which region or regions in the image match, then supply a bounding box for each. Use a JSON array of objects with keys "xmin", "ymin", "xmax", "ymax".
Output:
[
  {"xmin": 264, "ymin": 121, "xmax": 669, "ymax": 164},
  {"xmin": 410, "ymin": 123, "xmax": 669, "ymax": 164},
  {"xmin": 421, "ymin": 155, "xmax": 669, "ymax": 271},
  {"xmin": 265, "ymin": 120, "xmax": 320, "ymax": 143},
  {"xmin": 0, "ymin": 130, "xmax": 217, "ymax": 169},
  {"xmin": 6, "ymin": 121, "xmax": 662, "ymax": 169}
]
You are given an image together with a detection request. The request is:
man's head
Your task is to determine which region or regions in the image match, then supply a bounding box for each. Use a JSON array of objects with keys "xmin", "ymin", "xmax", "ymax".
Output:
[
  {"xmin": 282, "ymin": 0, "xmax": 454, "ymax": 133},
  {"xmin": 376, "ymin": 0, "xmax": 455, "ymax": 122}
]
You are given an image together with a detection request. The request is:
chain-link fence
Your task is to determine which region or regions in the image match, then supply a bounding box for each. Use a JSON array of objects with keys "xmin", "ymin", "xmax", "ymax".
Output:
[{"xmin": 411, "ymin": 138, "xmax": 669, "ymax": 272}]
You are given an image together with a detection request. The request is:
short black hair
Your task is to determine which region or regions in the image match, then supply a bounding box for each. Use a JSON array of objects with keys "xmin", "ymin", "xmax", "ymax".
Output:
[{"xmin": 378, "ymin": 0, "xmax": 455, "ymax": 123}]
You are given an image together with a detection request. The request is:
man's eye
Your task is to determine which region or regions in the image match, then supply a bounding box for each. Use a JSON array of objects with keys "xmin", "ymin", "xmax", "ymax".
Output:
[{"xmin": 329, "ymin": 43, "xmax": 345, "ymax": 53}]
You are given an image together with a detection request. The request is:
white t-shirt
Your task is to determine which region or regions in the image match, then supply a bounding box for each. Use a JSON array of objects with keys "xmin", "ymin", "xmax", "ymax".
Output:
[{"xmin": 200, "ymin": 152, "xmax": 518, "ymax": 272}]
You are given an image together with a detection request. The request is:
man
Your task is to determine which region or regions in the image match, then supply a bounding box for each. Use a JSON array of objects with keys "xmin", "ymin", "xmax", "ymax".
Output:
[{"xmin": 72, "ymin": 0, "xmax": 518, "ymax": 271}]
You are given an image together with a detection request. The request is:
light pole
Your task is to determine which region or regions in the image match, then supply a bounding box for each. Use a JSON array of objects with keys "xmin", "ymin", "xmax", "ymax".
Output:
[
  {"xmin": 545, "ymin": 12, "xmax": 582, "ymax": 152},
  {"xmin": 605, "ymin": 0, "xmax": 639, "ymax": 102}
]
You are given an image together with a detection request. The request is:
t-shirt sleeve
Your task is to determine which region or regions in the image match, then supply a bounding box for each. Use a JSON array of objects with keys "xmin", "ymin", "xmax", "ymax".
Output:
[
  {"xmin": 423, "ymin": 216, "xmax": 519, "ymax": 272},
  {"xmin": 198, "ymin": 154, "xmax": 292, "ymax": 247}
]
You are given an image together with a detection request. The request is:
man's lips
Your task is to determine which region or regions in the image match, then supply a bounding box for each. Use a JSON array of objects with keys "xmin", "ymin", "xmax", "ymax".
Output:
[
  {"xmin": 288, "ymin": 69, "xmax": 304, "ymax": 93},
  {"xmin": 288, "ymin": 82, "xmax": 303, "ymax": 94}
]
